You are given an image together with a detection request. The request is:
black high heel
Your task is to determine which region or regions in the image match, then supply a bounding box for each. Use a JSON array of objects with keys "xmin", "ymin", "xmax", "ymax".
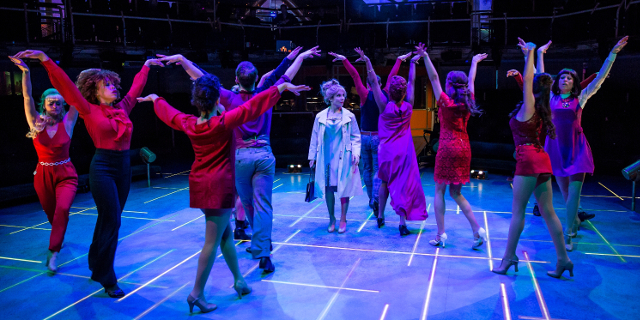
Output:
[
  {"xmin": 377, "ymin": 217, "xmax": 385, "ymax": 228},
  {"xmin": 187, "ymin": 294, "xmax": 217, "ymax": 313},
  {"xmin": 492, "ymin": 256, "xmax": 520, "ymax": 275},
  {"xmin": 547, "ymin": 261, "xmax": 574, "ymax": 278},
  {"xmin": 104, "ymin": 285, "xmax": 125, "ymax": 298},
  {"xmin": 399, "ymin": 224, "xmax": 411, "ymax": 236},
  {"xmin": 260, "ymin": 257, "xmax": 275, "ymax": 273}
]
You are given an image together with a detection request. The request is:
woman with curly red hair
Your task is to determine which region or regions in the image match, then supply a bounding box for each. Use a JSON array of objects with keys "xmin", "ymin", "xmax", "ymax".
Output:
[
  {"xmin": 13, "ymin": 50, "xmax": 163, "ymax": 297},
  {"xmin": 10, "ymin": 56, "xmax": 79, "ymax": 273}
]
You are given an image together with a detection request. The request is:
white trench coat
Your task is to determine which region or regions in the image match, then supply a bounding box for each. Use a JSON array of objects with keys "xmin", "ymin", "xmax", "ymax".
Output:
[{"xmin": 308, "ymin": 108, "xmax": 363, "ymax": 199}]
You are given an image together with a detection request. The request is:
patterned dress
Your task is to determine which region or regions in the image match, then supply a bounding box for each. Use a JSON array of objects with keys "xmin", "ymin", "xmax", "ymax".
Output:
[{"xmin": 434, "ymin": 93, "xmax": 472, "ymax": 185}]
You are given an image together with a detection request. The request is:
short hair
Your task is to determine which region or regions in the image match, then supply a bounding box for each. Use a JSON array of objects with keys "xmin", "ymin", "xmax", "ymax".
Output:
[
  {"xmin": 320, "ymin": 79, "xmax": 346, "ymax": 105},
  {"xmin": 235, "ymin": 61, "xmax": 258, "ymax": 89},
  {"xmin": 38, "ymin": 88, "xmax": 66, "ymax": 114},
  {"xmin": 76, "ymin": 69, "xmax": 121, "ymax": 105},
  {"xmin": 191, "ymin": 74, "xmax": 221, "ymax": 115},
  {"xmin": 388, "ymin": 75, "xmax": 407, "ymax": 102},
  {"xmin": 552, "ymin": 68, "xmax": 582, "ymax": 97}
]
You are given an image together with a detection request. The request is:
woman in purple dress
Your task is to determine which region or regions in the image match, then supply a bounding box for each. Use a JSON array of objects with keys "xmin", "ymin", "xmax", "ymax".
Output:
[
  {"xmin": 356, "ymin": 47, "xmax": 428, "ymax": 236},
  {"xmin": 538, "ymin": 36, "xmax": 628, "ymax": 251}
]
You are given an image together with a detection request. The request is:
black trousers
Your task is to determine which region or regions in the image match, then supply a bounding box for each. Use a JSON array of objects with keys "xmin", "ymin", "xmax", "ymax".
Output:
[{"xmin": 88, "ymin": 149, "xmax": 130, "ymax": 288}]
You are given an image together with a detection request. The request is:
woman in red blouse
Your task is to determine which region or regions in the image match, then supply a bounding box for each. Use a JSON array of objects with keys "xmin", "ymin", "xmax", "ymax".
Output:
[
  {"xmin": 10, "ymin": 56, "xmax": 79, "ymax": 273},
  {"xmin": 13, "ymin": 50, "xmax": 163, "ymax": 297},
  {"xmin": 138, "ymin": 74, "xmax": 309, "ymax": 313}
]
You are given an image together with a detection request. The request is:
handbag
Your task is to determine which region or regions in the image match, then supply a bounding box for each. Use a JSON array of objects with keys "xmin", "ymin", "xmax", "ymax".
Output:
[{"xmin": 305, "ymin": 165, "xmax": 318, "ymax": 203}]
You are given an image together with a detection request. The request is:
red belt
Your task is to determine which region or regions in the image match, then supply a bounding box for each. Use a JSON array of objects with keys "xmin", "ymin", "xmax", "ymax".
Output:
[{"xmin": 361, "ymin": 131, "xmax": 378, "ymax": 136}]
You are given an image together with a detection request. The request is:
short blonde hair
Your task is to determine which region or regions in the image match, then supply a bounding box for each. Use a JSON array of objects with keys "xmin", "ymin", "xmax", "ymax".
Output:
[{"xmin": 320, "ymin": 79, "xmax": 346, "ymax": 106}]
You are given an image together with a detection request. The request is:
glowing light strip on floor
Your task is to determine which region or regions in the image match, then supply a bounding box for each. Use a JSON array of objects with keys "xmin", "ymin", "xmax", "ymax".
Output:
[
  {"xmin": 500, "ymin": 283, "xmax": 512, "ymax": 320},
  {"xmin": 380, "ymin": 304, "xmax": 390, "ymax": 320},
  {"xmin": 164, "ymin": 170, "xmax": 191, "ymax": 179},
  {"xmin": 274, "ymin": 178, "xmax": 281, "ymax": 183},
  {"xmin": 483, "ymin": 211, "xmax": 494, "ymax": 270},
  {"xmin": 420, "ymin": 248, "xmax": 439, "ymax": 320},
  {"xmin": 0, "ymin": 224, "xmax": 50, "ymax": 231},
  {"xmin": 456, "ymin": 205, "xmax": 460, "ymax": 214},
  {"xmin": 523, "ymin": 251, "xmax": 550, "ymax": 320},
  {"xmin": 171, "ymin": 215, "xmax": 204, "ymax": 231},
  {"xmin": 357, "ymin": 211, "xmax": 375, "ymax": 233},
  {"xmin": 289, "ymin": 202, "xmax": 325, "ymax": 227},
  {"xmin": 8, "ymin": 205, "xmax": 96, "ymax": 235},
  {"xmin": 134, "ymin": 282, "xmax": 191, "ymax": 320},
  {"xmin": 143, "ymin": 187, "xmax": 189, "ymax": 204},
  {"xmin": 262, "ymin": 279, "xmax": 378, "ymax": 293},
  {"xmin": 70, "ymin": 212, "xmax": 175, "ymax": 221},
  {"xmin": 272, "ymin": 184, "xmax": 284, "ymax": 190},
  {"xmin": 118, "ymin": 211, "xmax": 184, "ymax": 241},
  {"xmin": 408, "ymin": 220, "xmax": 427, "ymax": 266},
  {"xmin": 585, "ymin": 221, "xmax": 626, "ymax": 263},
  {"xmin": 581, "ymin": 194, "xmax": 633, "ymax": 199},
  {"xmin": 117, "ymin": 250, "xmax": 200, "ymax": 302},
  {"xmin": 43, "ymin": 250, "xmax": 173, "ymax": 319},
  {"xmin": 152, "ymin": 186, "xmax": 185, "ymax": 190},
  {"xmin": 316, "ymin": 258, "xmax": 361, "ymax": 320},
  {"xmin": 238, "ymin": 230, "xmax": 301, "ymax": 280},
  {"xmin": 492, "ymin": 237, "xmax": 640, "ymax": 248},
  {"xmin": 517, "ymin": 316, "xmax": 569, "ymax": 320},
  {"xmin": 597, "ymin": 182, "xmax": 624, "ymax": 201},
  {"xmin": 0, "ymin": 256, "xmax": 42, "ymax": 263},
  {"xmin": 584, "ymin": 253, "xmax": 640, "ymax": 258}
]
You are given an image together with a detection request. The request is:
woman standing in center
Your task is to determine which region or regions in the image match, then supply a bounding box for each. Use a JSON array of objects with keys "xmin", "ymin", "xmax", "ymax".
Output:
[{"xmin": 308, "ymin": 79, "xmax": 363, "ymax": 234}]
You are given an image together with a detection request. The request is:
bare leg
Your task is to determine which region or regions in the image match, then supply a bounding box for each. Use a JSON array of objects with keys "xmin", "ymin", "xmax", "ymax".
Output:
[
  {"xmin": 499, "ymin": 175, "xmax": 537, "ymax": 262},
  {"xmin": 190, "ymin": 209, "xmax": 232, "ymax": 301},
  {"xmin": 379, "ymin": 182, "xmax": 389, "ymax": 219},
  {"xmin": 534, "ymin": 174, "xmax": 570, "ymax": 264},
  {"xmin": 449, "ymin": 183, "xmax": 481, "ymax": 236},
  {"xmin": 433, "ymin": 182, "xmax": 447, "ymax": 237}
]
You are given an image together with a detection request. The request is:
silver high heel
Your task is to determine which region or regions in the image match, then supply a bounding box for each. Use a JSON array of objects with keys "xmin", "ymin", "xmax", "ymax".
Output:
[
  {"xmin": 187, "ymin": 295, "xmax": 217, "ymax": 313},
  {"xmin": 233, "ymin": 280, "xmax": 252, "ymax": 299},
  {"xmin": 428, "ymin": 233, "xmax": 448, "ymax": 248},
  {"xmin": 564, "ymin": 232, "xmax": 575, "ymax": 252},
  {"xmin": 472, "ymin": 228, "xmax": 487, "ymax": 250},
  {"xmin": 492, "ymin": 256, "xmax": 519, "ymax": 275}
]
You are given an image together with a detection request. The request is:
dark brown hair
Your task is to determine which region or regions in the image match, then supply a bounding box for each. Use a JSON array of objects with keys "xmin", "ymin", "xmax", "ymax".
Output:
[
  {"xmin": 191, "ymin": 74, "xmax": 221, "ymax": 116},
  {"xmin": 235, "ymin": 61, "xmax": 258, "ymax": 90},
  {"xmin": 551, "ymin": 68, "xmax": 581, "ymax": 97},
  {"xmin": 76, "ymin": 69, "xmax": 121, "ymax": 105},
  {"xmin": 509, "ymin": 73, "xmax": 556, "ymax": 139},
  {"xmin": 445, "ymin": 71, "xmax": 481, "ymax": 116}
]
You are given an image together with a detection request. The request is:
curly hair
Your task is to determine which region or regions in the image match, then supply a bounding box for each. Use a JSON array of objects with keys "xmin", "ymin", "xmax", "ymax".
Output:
[
  {"xmin": 509, "ymin": 73, "xmax": 556, "ymax": 139},
  {"xmin": 320, "ymin": 79, "xmax": 346, "ymax": 106},
  {"xmin": 76, "ymin": 69, "xmax": 121, "ymax": 105},
  {"xmin": 388, "ymin": 75, "xmax": 407, "ymax": 102},
  {"xmin": 551, "ymin": 68, "xmax": 581, "ymax": 97},
  {"xmin": 445, "ymin": 71, "xmax": 482, "ymax": 116},
  {"xmin": 236, "ymin": 61, "xmax": 258, "ymax": 90},
  {"xmin": 38, "ymin": 88, "xmax": 67, "ymax": 116},
  {"xmin": 191, "ymin": 74, "xmax": 221, "ymax": 116}
]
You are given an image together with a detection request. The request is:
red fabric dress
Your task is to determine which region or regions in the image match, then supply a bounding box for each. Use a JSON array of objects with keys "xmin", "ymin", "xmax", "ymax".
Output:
[
  {"xmin": 153, "ymin": 86, "xmax": 282, "ymax": 209},
  {"xmin": 33, "ymin": 120, "xmax": 78, "ymax": 252},
  {"xmin": 434, "ymin": 93, "xmax": 472, "ymax": 185},
  {"xmin": 510, "ymin": 112, "xmax": 553, "ymax": 176}
]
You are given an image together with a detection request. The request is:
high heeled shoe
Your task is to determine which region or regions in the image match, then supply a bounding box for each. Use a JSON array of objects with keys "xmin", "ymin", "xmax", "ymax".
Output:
[
  {"xmin": 327, "ymin": 220, "xmax": 336, "ymax": 233},
  {"xmin": 377, "ymin": 217, "xmax": 385, "ymax": 228},
  {"xmin": 399, "ymin": 224, "xmax": 411, "ymax": 236},
  {"xmin": 547, "ymin": 260, "xmax": 574, "ymax": 278},
  {"xmin": 338, "ymin": 220, "xmax": 347, "ymax": 233},
  {"xmin": 564, "ymin": 232, "xmax": 575, "ymax": 252},
  {"xmin": 492, "ymin": 256, "xmax": 519, "ymax": 275},
  {"xmin": 104, "ymin": 284, "xmax": 126, "ymax": 298},
  {"xmin": 233, "ymin": 280, "xmax": 252, "ymax": 299},
  {"xmin": 187, "ymin": 294, "xmax": 217, "ymax": 313},
  {"xmin": 428, "ymin": 233, "xmax": 448, "ymax": 248},
  {"xmin": 472, "ymin": 228, "xmax": 487, "ymax": 250},
  {"xmin": 259, "ymin": 257, "xmax": 275, "ymax": 273},
  {"xmin": 46, "ymin": 250, "xmax": 58, "ymax": 273}
]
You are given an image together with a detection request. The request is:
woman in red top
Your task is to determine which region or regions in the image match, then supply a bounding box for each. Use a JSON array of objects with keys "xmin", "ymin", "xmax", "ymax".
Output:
[
  {"xmin": 492, "ymin": 40, "xmax": 572, "ymax": 278},
  {"xmin": 138, "ymin": 74, "xmax": 309, "ymax": 313},
  {"xmin": 13, "ymin": 50, "xmax": 163, "ymax": 297},
  {"xmin": 419, "ymin": 45, "xmax": 488, "ymax": 249},
  {"xmin": 10, "ymin": 56, "xmax": 79, "ymax": 273}
]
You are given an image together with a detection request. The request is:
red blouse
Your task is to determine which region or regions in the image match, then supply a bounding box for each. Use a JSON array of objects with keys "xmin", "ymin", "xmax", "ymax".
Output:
[
  {"xmin": 42, "ymin": 59, "xmax": 149, "ymax": 151},
  {"xmin": 153, "ymin": 86, "xmax": 282, "ymax": 209}
]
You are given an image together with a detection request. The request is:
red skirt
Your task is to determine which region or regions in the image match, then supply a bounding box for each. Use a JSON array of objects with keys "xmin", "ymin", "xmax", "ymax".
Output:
[{"xmin": 514, "ymin": 145, "xmax": 553, "ymax": 176}]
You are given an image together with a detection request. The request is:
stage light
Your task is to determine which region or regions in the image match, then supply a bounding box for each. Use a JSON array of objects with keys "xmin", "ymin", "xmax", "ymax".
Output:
[
  {"xmin": 139, "ymin": 147, "xmax": 156, "ymax": 187},
  {"xmin": 622, "ymin": 159, "xmax": 640, "ymax": 211},
  {"xmin": 288, "ymin": 164, "xmax": 302, "ymax": 173},
  {"xmin": 470, "ymin": 169, "xmax": 487, "ymax": 180}
]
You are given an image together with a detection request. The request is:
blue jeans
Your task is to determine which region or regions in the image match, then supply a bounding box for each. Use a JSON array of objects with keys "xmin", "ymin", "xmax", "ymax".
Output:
[
  {"xmin": 235, "ymin": 146, "xmax": 275, "ymax": 259},
  {"xmin": 360, "ymin": 134, "xmax": 380, "ymax": 207}
]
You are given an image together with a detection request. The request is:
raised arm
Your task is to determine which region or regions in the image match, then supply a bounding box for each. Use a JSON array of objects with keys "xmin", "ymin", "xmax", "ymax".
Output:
[
  {"xmin": 469, "ymin": 53, "xmax": 487, "ymax": 95},
  {"xmin": 257, "ymin": 69, "xmax": 274, "ymax": 88},
  {"xmin": 518, "ymin": 40, "xmax": 537, "ymax": 122},
  {"xmin": 283, "ymin": 46, "xmax": 321, "ymax": 82},
  {"xmin": 10, "ymin": 56, "xmax": 38, "ymax": 129},
  {"xmin": 507, "ymin": 69, "xmax": 524, "ymax": 91},
  {"xmin": 329, "ymin": 52, "xmax": 368, "ymax": 99},
  {"xmin": 121, "ymin": 58, "xmax": 162, "ymax": 114},
  {"xmin": 536, "ymin": 40, "xmax": 551, "ymax": 73},
  {"xmin": 357, "ymin": 47, "xmax": 386, "ymax": 114},
  {"xmin": 14, "ymin": 50, "xmax": 92, "ymax": 115},
  {"xmin": 580, "ymin": 36, "xmax": 628, "ymax": 106},
  {"xmin": 156, "ymin": 54, "xmax": 204, "ymax": 80},
  {"xmin": 384, "ymin": 52, "xmax": 410, "ymax": 92},
  {"xmin": 406, "ymin": 55, "xmax": 419, "ymax": 106},
  {"xmin": 580, "ymin": 73, "xmax": 597, "ymax": 89},
  {"xmin": 418, "ymin": 43, "xmax": 443, "ymax": 101}
]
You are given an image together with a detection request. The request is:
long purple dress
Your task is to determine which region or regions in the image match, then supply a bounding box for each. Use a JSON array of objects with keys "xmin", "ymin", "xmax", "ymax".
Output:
[{"xmin": 378, "ymin": 100, "xmax": 428, "ymax": 221}]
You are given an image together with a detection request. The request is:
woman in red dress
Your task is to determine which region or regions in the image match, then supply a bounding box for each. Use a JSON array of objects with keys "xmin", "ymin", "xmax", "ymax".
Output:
[
  {"xmin": 138, "ymin": 73, "xmax": 309, "ymax": 313},
  {"xmin": 11, "ymin": 56, "xmax": 78, "ymax": 273},
  {"xmin": 14, "ymin": 49, "xmax": 163, "ymax": 297},
  {"xmin": 419, "ymin": 45, "xmax": 487, "ymax": 249},
  {"xmin": 492, "ymin": 40, "xmax": 572, "ymax": 278}
]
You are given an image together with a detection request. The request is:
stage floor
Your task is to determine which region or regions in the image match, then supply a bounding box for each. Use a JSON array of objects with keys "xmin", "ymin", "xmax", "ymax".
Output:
[{"xmin": 1, "ymin": 168, "xmax": 639, "ymax": 320}]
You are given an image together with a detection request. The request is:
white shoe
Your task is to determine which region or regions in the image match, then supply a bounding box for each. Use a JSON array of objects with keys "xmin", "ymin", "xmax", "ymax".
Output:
[
  {"xmin": 472, "ymin": 228, "xmax": 487, "ymax": 250},
  {"xmin": 428, "ymin": 233, "xmax": 448, "ymax": 248}
]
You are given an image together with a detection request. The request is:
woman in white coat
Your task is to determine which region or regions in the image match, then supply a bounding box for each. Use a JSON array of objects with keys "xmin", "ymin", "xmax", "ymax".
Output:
[{"xmin": 309, "ymin": 79, "xmax": 363, "ymax": 234}]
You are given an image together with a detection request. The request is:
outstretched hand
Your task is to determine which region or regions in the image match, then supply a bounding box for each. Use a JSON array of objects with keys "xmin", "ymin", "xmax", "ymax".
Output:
[
  {"xmin": 472, "ymin": 53, "xmax": 488, "ymax": 63},
  {"xmin": 397, "ymin": 52, "xmax": 413, "ymax": 61},
  {"xmin": 517, "ymin": 37, "xmax": 532, "ymax": 55},
  {"xmin": 354, "ymin": 47, "xmax": 368, "ymax": 62},
  {"xmin": 13, "ymin": 50, "xmax": 48, "ymax": 61},
  {"xmin": 506, "ymin": 69, "xmax": 520, "ymax": 77},
  {"xmin": 414, "ymin": 43, "xmax": 427, "ymax": 57},
  {"xmin": 410, "ymin": 55, "xmax": 421, "ymax": 64},
  {"xmin": 9, "ymin": 56, "xmax": 29, "ymax": 72},
  {"xmin": 538, "ymin": 40, "xmax": 552, "ymax": 54},
  {"xmin": 612, "ymin": 36, "xmax": 629, "ymax": 54},
  {"xmin": 156, "ymin": 54, "xmax": 184, "ymax": 65},
  {"xmin": 137, "ymin": 94, "xmax": 159, "ymax": 103},
  {"xmin": 285, "ymin": 84, "xmax": 312, "ymax": 96},
  {"xmin": 145, "ymin": 58, "xmax": 165, "ymax": 67},
  {"xmin": 300, "ymin": 46, "xmax": 321, "ymax": 59},
  {"xmin": 287, "ymin": 46, "xmax": 303, "ymax": 60},
  {"xmin": 328, "ymin": 52, "xmax": 346, "ymax": 62}
]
